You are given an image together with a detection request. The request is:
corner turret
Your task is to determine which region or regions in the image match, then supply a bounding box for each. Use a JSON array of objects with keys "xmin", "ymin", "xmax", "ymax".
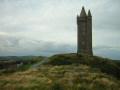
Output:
[
  {"xmin": 88, "ymin": 10, "xmax": 92, "ymax": 17},
  {"xmin": 80, "ymin": 7, "xmax": 87, "ymax": 17}
]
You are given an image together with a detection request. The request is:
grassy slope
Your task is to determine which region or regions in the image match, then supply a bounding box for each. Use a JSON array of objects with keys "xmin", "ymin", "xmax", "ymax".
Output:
[
  {"xmin": 0, "ymin": 53, "xmax": 120, "ymax": 90},
  {"xmin": 47, "ymin": 53, "xmax": 120, "ymax": 79}
]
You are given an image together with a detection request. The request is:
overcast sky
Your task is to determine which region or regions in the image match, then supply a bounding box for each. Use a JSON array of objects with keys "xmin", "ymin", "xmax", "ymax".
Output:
[{"xmin": 0, "ymin": 0, "xmax": 120, "ymax": 59}]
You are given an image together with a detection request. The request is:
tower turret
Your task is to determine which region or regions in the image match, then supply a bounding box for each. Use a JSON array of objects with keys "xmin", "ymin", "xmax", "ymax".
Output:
[
  {"xmin": 80, "ymin": 7, "xmax": 87, "ymax": 17},
  {"xmin": 88, "ymin": 10, "xmax": 92, "ymax": 17}
]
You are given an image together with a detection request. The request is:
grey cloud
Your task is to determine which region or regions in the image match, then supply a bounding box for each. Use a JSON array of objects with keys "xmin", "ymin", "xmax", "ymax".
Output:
[
  {"xmin": 93, "ymin": 47, "xmax": 120, "ymax": 60},
  {"xmin": 0, "ymin": 34, "xmax": 119, "ymax": 60},
  {"xmin": 0, "ymin": 35, "xmax": 75, "ymax": 56},
  {"xmin": 0, "ymin": 35, "xmax": 20, "ymax": 47},
  {"xmin": 93, "ymin": 0, "xmax": 120, "ymax": 31},
  {"xmin": 94, "ymin": 45, "xmax": 120, "ymax": 51},
  {"xmin": 0, "ymin": 0, "xmax": 119, "ymax": 59}
]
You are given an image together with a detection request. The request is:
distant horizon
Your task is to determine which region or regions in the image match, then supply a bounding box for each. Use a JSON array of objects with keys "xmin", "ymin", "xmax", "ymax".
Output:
[{"xmin": 0, "ymin": 52, "xmax": 119, "ymax": 60}]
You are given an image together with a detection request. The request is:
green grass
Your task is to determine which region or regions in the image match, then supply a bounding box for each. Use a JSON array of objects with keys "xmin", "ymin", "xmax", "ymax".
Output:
[
  {"xmin": 0, "ymin": 53, "xmax": 120, "ymax": 90},
  {"xmin": 0, "ymin": 65, "xmax": 120, "ymax": 90},
  {"xmin": 47, "ymin": 53, "xmax": 120, "ymax": 79}
]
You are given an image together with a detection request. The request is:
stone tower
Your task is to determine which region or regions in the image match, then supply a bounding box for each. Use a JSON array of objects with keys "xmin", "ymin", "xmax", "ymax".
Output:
[{"xmin": 77, "ymin": 7, "xmax": 93, "ymax": 55}]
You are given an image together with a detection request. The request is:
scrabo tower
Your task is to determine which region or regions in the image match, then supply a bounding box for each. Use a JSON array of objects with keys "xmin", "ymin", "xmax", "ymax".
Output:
[{"xmin": 77, "ymin": 7, "xmax": 93, "ymax": 55}]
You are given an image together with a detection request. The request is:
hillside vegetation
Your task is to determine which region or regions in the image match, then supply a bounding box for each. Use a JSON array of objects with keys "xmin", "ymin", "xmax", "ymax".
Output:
[
  {"xmin": 47, "ymin": 53, "xmax": 120, "ymax": 79},
  {"xmin": 0, "ymin": 53, "xmax": 120, "ymax": 90}
]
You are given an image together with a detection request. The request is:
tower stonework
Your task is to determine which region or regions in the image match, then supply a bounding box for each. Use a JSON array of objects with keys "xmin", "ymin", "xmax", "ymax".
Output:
[{"xmin": 77, "ymin": 7, "xmax": 93, "ymax": 55}]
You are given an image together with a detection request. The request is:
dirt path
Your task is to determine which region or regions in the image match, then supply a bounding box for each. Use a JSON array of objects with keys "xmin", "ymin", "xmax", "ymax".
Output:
[{"xmin": 30, "ymin": 57, "xmax": 49, "ymax": 69}]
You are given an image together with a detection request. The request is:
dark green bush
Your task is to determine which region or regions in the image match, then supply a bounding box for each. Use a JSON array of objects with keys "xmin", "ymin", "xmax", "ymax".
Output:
[{"xmin": 48, "ymin": 55, "xmax": 72, "ymax": 65}]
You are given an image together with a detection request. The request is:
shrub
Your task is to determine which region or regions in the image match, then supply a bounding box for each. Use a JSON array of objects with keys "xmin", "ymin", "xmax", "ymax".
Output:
[
  {"xmin": 50, "ymin": 82, "xmax": 64, "ymax": 90},
  {"xmin": 48, "ymin": 56, "xmax": 72, "ymax": 65}
]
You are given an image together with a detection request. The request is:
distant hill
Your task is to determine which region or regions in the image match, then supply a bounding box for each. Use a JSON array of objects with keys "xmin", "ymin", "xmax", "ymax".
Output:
[
  {"xmin": 0, "ymin": 53, "xmax": 120, "ymax": 90},
  {"xmin": 0, "ymin": 56, "xmax": 40, "ymax": 61}
]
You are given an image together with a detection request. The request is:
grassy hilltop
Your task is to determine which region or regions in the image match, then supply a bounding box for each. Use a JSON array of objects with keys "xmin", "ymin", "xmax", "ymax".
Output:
[{"xmin": 0, "ymin": 53, "xmax": 120, "ymax": 90}]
